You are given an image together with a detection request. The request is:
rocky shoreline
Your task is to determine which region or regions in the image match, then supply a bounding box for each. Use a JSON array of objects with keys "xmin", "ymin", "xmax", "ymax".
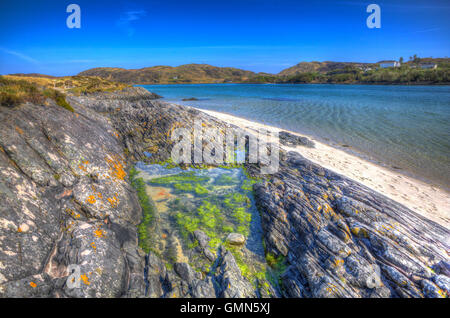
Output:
[{"xmin": 0, "ymin": 87, "xmax": 448, "ymax": 298}]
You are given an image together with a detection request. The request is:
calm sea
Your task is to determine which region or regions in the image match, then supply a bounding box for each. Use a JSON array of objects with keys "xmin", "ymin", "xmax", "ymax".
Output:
[{"xmin": 140, "ymin": 84, "xmax": 450, "ymax": 189}]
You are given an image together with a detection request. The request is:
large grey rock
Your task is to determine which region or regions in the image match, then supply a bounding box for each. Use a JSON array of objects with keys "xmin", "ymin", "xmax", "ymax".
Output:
[{"xmin": 251, "ymin": 151, "xmax": 450, "ymax": 298}]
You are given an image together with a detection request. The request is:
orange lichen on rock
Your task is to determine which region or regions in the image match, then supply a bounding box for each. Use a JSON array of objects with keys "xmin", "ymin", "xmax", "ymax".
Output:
[
  {"xmin": 80, "ymin": 274, "xmax": 90, "ymax": 285},
  {"xmin": 107, "ymin": 196, "xmax": 119, "ymax": 208},
  {"xmin": 334, "ymin": 258, "xmax": 344, "ymax": 268},
  {"xmin": 94, "ymin": 227, "xmax": 105, "ymax": 238},
  {"xmin": 29, "ymin": 282, "xmax": 37, "ymax": 288},
  {"xmin": 90, "ymin": 242, "xmax": 97, "ymax": 250},
  {"xmin": 15, "ymin": 126, "xmax": 24, "ymax": 135},
  {"xmin": 86, "ymin": 195, "xmax": 96, "ymax": 204},
  {"xmin": 65, "ymin": 208, "xmax": 81, "ymax": 219},
  {"xmin": 106, "ymin": 155, "xmax": 126, "ymax": 181},
  {"xmin": 78, "ymin": 160, "xmax": 90, "ymax": 173},
  {"xmin": 91, "ymin": 185, "xmax": 103, "ymax": 200},
  {"xmin": 78, "ymin": 164, "xmax": 87, "ymax": 172}
]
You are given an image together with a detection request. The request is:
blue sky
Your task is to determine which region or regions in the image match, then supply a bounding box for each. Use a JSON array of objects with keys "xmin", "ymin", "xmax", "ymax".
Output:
[{"xmin": 0, "ymin": 0, "xmax": 449, "ymax": 75}]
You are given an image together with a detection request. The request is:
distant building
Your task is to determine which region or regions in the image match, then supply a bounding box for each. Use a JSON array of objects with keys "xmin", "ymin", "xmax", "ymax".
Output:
[
  {"xmin": 379, "ymin": 61, "xmax": 401, "ymax": 68},
  {"xmin": 420, "ymin": 63, "xmax": 437, "ymax": 69}
]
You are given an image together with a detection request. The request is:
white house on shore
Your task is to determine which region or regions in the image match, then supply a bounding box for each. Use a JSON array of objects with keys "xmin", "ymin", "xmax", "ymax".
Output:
[
  {"xmin": 379, "ymin": 61, "xmax": 401, "ymax": 68},
  {"xmin": 420, "ymin": 63, "xmax": 437, "ymax": 69}
]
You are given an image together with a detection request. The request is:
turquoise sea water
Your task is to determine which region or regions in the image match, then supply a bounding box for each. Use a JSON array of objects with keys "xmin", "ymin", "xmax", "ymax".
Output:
[{"xmin": 140, "ymin": 84, "xmax": 450, "ymax": 189}]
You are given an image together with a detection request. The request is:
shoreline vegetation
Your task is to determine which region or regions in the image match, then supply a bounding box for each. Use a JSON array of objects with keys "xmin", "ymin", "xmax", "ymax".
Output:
[
  {"xmin": 0, "ymin": 75, "xmax": 130, "ymax": 108},
  {"xmin": 72, "ymin": 57, "xmax": 450, "ymax": 85}
]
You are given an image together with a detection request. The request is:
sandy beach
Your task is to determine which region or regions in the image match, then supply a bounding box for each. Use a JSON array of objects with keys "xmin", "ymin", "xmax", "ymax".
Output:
[{"xmin": 197, "ymin": 108, "xmax": 450, "ymax": 229}]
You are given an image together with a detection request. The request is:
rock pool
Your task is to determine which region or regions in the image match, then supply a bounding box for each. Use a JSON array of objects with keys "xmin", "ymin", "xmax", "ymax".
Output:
[{"xmin": 131, "ymin": 162, "xmax": 278, "ymax": 294}]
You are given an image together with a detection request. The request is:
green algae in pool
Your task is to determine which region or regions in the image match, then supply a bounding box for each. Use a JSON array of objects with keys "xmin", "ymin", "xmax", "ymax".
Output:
[{"xmin": 133, "ymin": 162, "xmax": 276, "ymax": 293}]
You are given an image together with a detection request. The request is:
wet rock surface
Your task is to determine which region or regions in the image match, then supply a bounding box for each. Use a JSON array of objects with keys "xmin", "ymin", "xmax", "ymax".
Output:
[{"xmin": 0, "ymin": 86, "xmax": 448, "ymax": 298}]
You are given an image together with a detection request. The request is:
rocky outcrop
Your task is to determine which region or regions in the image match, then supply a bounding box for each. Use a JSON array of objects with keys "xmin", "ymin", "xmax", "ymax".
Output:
[
  {"xmin": 252, "ymin": 152, "xmax": 449, "ymax": 298},
  {"xmin": 279, "ymin": 131, "xmax": 314, "ymax": 148},
  {"xmin": 0, "ymin": 88, "xmax": 150, "ymax": 297},
  {"xmin": 0, "ymin": 86, "xmax": 448, "ymax": 298}
]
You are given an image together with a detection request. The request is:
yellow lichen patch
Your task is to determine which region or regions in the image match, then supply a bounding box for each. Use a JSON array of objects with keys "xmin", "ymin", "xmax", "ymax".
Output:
[
  {"xmin": 437, "ymin": 288, "xmax": 447, "ymax": 298},
  {"xmin": 91, "ymin": 185, "xmax": 103, "ymax": 200},
  {"xmin": 94, "ymin": 227, "xmax": 105, "ymax": 238},
  {"xmin": 167, "ymin": 121, "xmax": 183, "ymax": 137},
  {"xmin": 78, "ymin": 160, "xmax": 90, "ymax": 173},
  {"xmin": 322, "ymin": 194, "xmax": 328, "ymax": 200},
  {"xmin": 106, "ymin": 155, "xmax": 126, "ymax": 181},
  {"xmin": 29, "ymin": 282, "xmax": 37, "ymax": 288},
  {"xmin": 325, "ymin": 283, "xmax": 339, "ymax": 295},
  {"xmin": 322, "ymin": 204, "xmax": 336, "ymax": 219},
  {"xmin": 351, "ymin": 226, "xmax": 369, "ymax": 238},
  {"xmin": 80, "ymin": 274, "xmax": 90, "ymax": 285},
  {"xmin": 86, "ymin": 195, "xmax": 96, "ymax": 204},
  {"xmin": 78, "ymin": 164, "xmax": 87, "ymax": 172},
  {"xmin": 107, "ymin": 196, "xmax": 119, "ymax": 208},
  {"xmin": 334, "ymin": 258, "xmax": 345, "ymax": 268},
  {"xmin": 90, "ymin": 242, "xmax": 97, "ymax": 250},
  {"xmin": 65, "ymin": 208, "xmax": 81, "ymax": 219}
]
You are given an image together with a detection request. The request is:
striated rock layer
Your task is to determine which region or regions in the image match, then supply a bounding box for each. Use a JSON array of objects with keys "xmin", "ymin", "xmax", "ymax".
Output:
[{"xmin": 0, "ymin": 87, "xmax": 448, "ymax": 297}]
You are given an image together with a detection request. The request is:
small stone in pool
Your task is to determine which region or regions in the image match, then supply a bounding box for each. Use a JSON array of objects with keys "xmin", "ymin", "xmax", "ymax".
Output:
[{"xmin": 226, "ymin": 233, "xmax": 246, "ymax": 245}]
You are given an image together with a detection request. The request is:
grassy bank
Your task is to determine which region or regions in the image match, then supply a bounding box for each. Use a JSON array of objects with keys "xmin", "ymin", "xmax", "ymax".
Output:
[{"xmin": 0, "ymin": 75, "xmax": 130, "ymax": 109}]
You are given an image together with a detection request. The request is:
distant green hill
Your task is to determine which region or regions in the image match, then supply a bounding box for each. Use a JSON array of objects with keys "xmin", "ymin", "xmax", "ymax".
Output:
[
  {"xmin": 78, "ymin": 64, "xmax": 256, "ymax": 84},
  {"xmin": 76, "ymin": 58, "xmax": 450, "ymax": 85},
  {"xmin": 278, "ymin": 61, "xmax": 375, "ymax": 76}
]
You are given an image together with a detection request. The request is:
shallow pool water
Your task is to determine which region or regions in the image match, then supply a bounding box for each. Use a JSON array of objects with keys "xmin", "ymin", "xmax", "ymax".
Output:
[{"xmin": 134, "ymin": 162, "xmax": 269, "ymax": 281}]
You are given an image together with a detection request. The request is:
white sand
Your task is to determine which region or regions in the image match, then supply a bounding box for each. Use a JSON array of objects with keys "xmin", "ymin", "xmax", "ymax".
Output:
[{"xmin": 197, "ymin": 109, "xmax": 450, "ymax": 229}]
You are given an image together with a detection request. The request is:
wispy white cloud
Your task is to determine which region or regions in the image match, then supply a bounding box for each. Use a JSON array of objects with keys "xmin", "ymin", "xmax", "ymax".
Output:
[
  {"xmin": 0, "ymin": 47, "xmax": 38, "ymax": 64},
  {"xmin": 116, "ymin": 10, "xmax": 147, "ymax": 36},
  {"xmin": 414, "ymin": 27, "xmax": 441, "ymax": 33}
]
